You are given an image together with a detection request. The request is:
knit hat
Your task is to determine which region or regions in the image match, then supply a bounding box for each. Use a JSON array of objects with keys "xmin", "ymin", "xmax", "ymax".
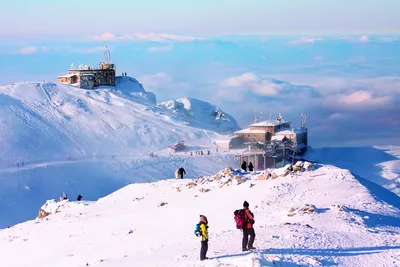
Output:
[
  {"xmin": 200, "ymin": 215, "xmax": 208, "ymax": 224},
  {"xmin": 243, "ymin": 201, "xmax": 249, "ymax": 208}
]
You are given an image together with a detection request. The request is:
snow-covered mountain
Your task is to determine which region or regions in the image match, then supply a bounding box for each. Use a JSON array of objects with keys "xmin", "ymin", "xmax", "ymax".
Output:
[
  {"xmin": 1, "ymin": 164, "xmax": 399, "ymax": 267},
  {"xmin": 158, "ymin": 97, "xmax": 239, "ymax": 132},
  {"xmin": 0, "ymin": 77, "xmax": 238, "ymax": 228}
]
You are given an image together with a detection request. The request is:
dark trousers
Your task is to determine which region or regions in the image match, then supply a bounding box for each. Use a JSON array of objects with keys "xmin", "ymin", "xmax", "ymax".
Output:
[
  {"xmin": 242, "ymin": 227, "xmax": 255, "ymax": 249},
  {"xmin": 200, "ymin": 240, "xmax": 208, "ymax": 260}
]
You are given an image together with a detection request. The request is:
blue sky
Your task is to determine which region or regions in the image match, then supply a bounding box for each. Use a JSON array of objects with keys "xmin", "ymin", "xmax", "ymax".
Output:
[
  {"xmin": 0, "ymin": 1, "xmax": 399, "ymax": 147},
  {"xmin": 1, "ymin": 0, "xmax": 399, "ymax": 38}
]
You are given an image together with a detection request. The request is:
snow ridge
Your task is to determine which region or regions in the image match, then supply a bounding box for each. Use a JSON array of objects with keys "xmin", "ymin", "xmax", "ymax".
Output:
[{"xmin": 1, "ymin": 164, "xmax": 399, "ymax": 267}]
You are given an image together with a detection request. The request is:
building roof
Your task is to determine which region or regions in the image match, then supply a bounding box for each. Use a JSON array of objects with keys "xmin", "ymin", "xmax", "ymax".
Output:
[
  {"xmin": 235, "ymin": 128, "xmax": 268, "ymax": 134},
  {"xmin": 249, "ymin": 120, "xmax": 291, "ymax": 127},
  {"xmin": 271, "ymin": 135, "xmax": 285, "ymax": 141},
  {"xmin": 215, "ymin": 139, "xmax": 232, "ymax": 144},
  {"xmin": 276, "ymin": 128, "xmax": 307, "ymax": 135},
  {"xmin": 57, "ymin": 74, "xmax": 77, "ymax": 78},
  {"xmin": 275, "ymin": 130, "xmax": 296, "ymax": 136}
]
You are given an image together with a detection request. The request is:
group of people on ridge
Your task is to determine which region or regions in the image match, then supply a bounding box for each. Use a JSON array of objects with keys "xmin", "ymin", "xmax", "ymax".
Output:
[
  {"xmin": 194, "ymin": 200, "xmax": 256, "ymax": 261},
  {"xmin": 241, "ymin": 161, "xmax": 254, "ymax": 172}
]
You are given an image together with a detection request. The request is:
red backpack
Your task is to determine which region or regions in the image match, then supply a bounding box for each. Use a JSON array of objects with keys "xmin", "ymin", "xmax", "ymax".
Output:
[{"xmin": 234, "ymin": 209, "xmax": 245, "ymax": 229}]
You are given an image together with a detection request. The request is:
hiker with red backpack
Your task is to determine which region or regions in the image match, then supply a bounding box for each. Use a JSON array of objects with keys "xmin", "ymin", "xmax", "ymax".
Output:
[
  {"xmin": 194, "ymin": 215, "xmax": 209, "ymax": 261},
  {"xmin": 234, "ymin": 201, "xmax": 256, "ymax": 251}
]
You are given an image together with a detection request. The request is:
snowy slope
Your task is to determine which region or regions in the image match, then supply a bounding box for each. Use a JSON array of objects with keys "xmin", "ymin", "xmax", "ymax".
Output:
[
  {"xmin": 305, "ymin": 146, "xmax": 400, "ymax": 196},
  {"xmin": 0, "ymin": 77, "xmax": 238, "ymax": 228},
  {"xmin": 158, "ymin": 97, "xmax": 240, "ymax": 132},
  {"xmin": 1, "ymin": 164, "xmax": 399, "ymax": 267}
]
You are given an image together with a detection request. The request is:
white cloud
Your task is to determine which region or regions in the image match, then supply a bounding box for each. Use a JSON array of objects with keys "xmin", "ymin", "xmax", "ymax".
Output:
[
  {"xmin": 328, "ymin": 113, "xmax": 349, "ymax": 120},
  {"xmin": 93, "ymin": 32, "xmax": 206, "ymax": 43},
  {"xmin": 313, "ymin": 56, "xmax": 324, "ymax": 61},
  {"xmin": 19, "ymin": 47, "xmax": 38, "ymax": 55},
  {"xmin": 148, "ymin": 45, "xmax": 173, "ymax": 52},
  {"xmin": 360, "ymin": 35, "xmax": 369, "ymax": 42},
  {"xmin": 93, "ymin": 32, "xmax": 116, "ymax": 41},
  {"xmin": 222, "ymin": 72, "xmax": 260, "ymax": 87},
  {"xmin": 337, "ymin": 91, "xmax": 391, "ymax": 106},
  {"xmin": 290, "ymin": 37, "xmax": 324, "ymax": 44},
  {"xmin": 220, "ymin": 73, "xmax": 284, "ymax": 100},
  {"xmin": 139, "ymin": 73, "xmax": 173, "ymax": 88}
]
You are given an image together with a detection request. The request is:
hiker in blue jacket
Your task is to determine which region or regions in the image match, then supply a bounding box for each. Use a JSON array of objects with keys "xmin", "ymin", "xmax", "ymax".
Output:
[{"xmin": 195, "ymin": 215, "xmax": 209, "ymax": 261}]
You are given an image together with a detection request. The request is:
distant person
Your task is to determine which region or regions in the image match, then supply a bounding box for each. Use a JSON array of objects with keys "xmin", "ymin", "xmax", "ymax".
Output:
[
  {"xmin": 242, "ymin": 201, "xmax": 256, "ymax": 251},
  {"xmin": 178, "ymin": 166, "xmax": 186, "ymax": 179},
  {"xmin": 77, "ymin": 194, "xmax": 83, "ymax": 201},
  {"xmin": 248, "ymin": 162, "xmax": 254, "ymax": 172},
  {"xmin": 60, "ymin": 192, "xmax": 68, "ymax": 201},
  {"xmin": 17, "ymin": 162, "xmax": 19, "ymax": 167},
  {"xmin": 194, "ymin": 215, "xmax": 209, "ymax": 261},
  {"xmin": 207, "ymin": 150, "xmax": 210, "ymax": 155},
  {"xmin": 241, "ymin": 161, "xmax": 247, "ymax": 172}
]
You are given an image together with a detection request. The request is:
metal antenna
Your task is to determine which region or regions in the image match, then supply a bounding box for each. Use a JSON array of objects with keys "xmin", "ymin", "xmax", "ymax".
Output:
[
  {"xmin": 104, "ymin": 46, "xmax": 111, "ymax": 63},
  {"xmin": 301, "ymin": 111, "xmax": 307, "ymax": 129}
]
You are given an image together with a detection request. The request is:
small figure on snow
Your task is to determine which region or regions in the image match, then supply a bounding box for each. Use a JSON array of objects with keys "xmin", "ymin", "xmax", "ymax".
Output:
[
  {"xmin": 242, "ymin": 201, "xmax": 256, "ymax": 251},
  {"xmin": 194, "ymin": 215, "xmax": 209, "ymax": 261},
  {"xmin": 76, "ymin": 194, "xmax": 83, "ymax": 201},
  {"xmin": 241, "ymin": 161, "xmax": 247, "ymax": 172},
  {"xmin": 207, "ymin": 150, "xmax": 210, "ymax": 155},
  {"xmin": 248, "ymin": 162, "xmax": 254, "ymax": 172},
  {"xmin": 60, "ymin": 192, "xmax": 68, "ymax": 201},
  {"xmin": 177, "ymin": 166, "xmax": 186, "ymax": 179}
]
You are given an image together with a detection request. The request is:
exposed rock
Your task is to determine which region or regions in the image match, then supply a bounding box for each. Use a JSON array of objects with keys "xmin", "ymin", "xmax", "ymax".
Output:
[
  {"xmin": 158, "ymin": 202, "xmax": 167, "ymax": 207},
  {"xmin": 287, "ymin": 204, "xmax": 316, "ymax": 217},
  {"xmin": 199, "ymin": 188, "xmax": 209, "ymax": 193},
  {"xmin": 223, "ymin": 168, "xmax": 233, "ymax": 175},
  {"xmin": 37, "ymin": 209, "xmax": 51, "ymax": 219}
]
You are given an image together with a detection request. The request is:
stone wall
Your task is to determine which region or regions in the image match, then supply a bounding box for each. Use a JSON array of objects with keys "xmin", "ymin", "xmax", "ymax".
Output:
[{"xmin": 68, "ymin": 69, "xmax": 115, "ymax": 89}]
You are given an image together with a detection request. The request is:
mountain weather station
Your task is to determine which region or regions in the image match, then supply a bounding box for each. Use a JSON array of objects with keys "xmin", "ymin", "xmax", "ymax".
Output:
[{"xmin": 57, "ymin": 46, "xmax": 116, "ymax": 89}]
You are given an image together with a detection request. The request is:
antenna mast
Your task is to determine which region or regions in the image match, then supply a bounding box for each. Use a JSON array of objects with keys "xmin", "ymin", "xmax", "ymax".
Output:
[
  {"xmin": 104, "ymin": 46, "xmax": 111, "ymax": 63},
  {"xmin": 301, "ymin": 111, "xmax": 307, "ymax": 129}
]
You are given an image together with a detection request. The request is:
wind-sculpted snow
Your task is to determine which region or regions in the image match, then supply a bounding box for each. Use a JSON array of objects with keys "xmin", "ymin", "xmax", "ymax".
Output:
[
  {"xmin": 0, "ymin": 77, "xmax": 239, "ymax": 228},
  {"xmin": 158, "ymin": 97, "xmax": 240, "ymax": 132}
]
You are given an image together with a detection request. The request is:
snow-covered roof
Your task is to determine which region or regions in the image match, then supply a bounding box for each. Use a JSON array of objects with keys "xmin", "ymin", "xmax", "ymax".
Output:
[
  {"xmin": 271, "ymin": 135, "xmax": 285, "ymax": 141},
  {"xmin": 250, "ymin": 120, "xmax": 291, "ymax": 127},
  {"xmin": 276, "ymin": 128, "xmax": 307, "ymax": 135},
  {"xmin": 275, "ymin": 130, "xmax": 296, "ymax": 136},
  {"xmin": 215, "ymin": 139, "xmax": 232, "ymax": 144},
  {"xmin": 57, "ymin": 74, "xmax": 77, "ymax": 78},
  {"xmin": 235, "ymin": 128, "xmax": 268, "ymax": 134}
]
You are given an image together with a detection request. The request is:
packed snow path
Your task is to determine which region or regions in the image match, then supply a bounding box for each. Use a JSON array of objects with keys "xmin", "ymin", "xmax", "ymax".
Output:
[{"xmin": 1, "ymin": 165, "xmax": 399, "ymax": 267}]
